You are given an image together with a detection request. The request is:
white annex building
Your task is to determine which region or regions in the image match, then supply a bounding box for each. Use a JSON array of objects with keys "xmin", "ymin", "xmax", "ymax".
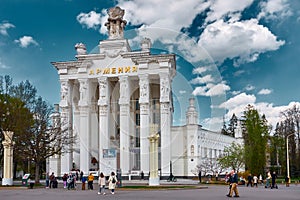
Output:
[{"xmin": 49, "ymin": 7, "xmax": 239, "ymax": 178}]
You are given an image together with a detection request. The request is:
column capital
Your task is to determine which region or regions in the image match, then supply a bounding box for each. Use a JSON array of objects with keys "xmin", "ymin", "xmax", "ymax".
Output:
[
  {"xmin": 160, "ymin": 102, "xmax": 170, "ymax": 114},
  {"xmin": 119, "ymin": 104, "xmax": 130, "ymax": 116},
  {"xmin": 140, "ymin": 103, "xmax": 149, "ymax": 115},
  {"xmin": 99, "ymin": 105, "xmax": 109, "ymax": 116},
  {"xmin": 98, "ymin": 76, "xmax": 109, "ymax": 106}
]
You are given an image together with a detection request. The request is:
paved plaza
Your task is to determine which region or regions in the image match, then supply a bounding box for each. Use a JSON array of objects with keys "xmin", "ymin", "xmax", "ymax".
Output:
[{"xmin": 0, "ymin": 180, "xmax": 299, "ymax": 200}]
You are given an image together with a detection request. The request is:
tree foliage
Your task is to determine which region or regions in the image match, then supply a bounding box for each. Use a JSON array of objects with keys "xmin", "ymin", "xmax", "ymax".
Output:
[
  {"xmin": 241, "ymin": 104, "xmax": 270, "ymax": 176},
  {"xmin": 217, "ymin": 142, "xmax": 245, "ymax": 173},
  {"xmin": 0, "ymin": 75, "xmax": 74, "ymax": 183},
  {"xmin": 270, "ymin": 104, "xmax": 300, "ymax": 177}
]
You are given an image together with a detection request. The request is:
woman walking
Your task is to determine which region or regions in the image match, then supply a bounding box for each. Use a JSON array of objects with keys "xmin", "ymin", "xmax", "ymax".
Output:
[
  {"xmin": 98, "ymin": 172, "xmax": 106, "ymax": 195},
  {"xmin": 108, "ymin": 171, "xmax": 118, "ymax": 194}
]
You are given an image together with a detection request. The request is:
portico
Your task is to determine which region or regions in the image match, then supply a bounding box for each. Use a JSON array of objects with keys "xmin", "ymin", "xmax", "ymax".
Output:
[{"xmin": 51, "ymin": 7, "xmax": 176, "ymax": 177}]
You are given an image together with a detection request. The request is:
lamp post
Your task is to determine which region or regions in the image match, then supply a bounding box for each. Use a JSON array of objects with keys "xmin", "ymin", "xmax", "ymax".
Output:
[{"xmin": 286, "ymin": 133, "xmax": 294, "ymax": 184}]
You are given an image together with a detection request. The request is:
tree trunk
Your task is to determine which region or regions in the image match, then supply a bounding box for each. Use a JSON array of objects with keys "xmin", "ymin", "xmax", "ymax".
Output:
[{"xmin": 35, "ymin": 162, "xmax": 40, "ymax": 183}]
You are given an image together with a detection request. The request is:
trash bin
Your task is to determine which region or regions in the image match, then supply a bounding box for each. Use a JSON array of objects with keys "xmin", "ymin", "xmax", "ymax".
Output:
[
  {"xmin": 22, "ymin": 174, "xmax": 30, "ymax": 187},
  {"xmin": 29, "ymin": 179, "xmax": 35, "ymax": 189}
]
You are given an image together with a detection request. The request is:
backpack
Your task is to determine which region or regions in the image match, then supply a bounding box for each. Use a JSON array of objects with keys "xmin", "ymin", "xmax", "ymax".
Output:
[{"xmin": 112, "ymin": 177, "xmax": 116, "ymax": 183}]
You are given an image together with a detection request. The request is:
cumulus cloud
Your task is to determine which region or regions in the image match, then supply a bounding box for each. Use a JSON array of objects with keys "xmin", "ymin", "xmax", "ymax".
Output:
[
  {"xmin": 198, "ymin": 19, "xmax": 285, "ymax": 65},
  {"xmin": 190, "ymin": 74, "xmax": 214, "ymax": 85},
  {"xmin": 219, "ymin": 92, "xmax": 256, "ymax": 110},
  {"xmin": 258, "ymin": 0, "xmax": 292, "ymax": 20},
  {"xmin": 193, "ymin": 81, "xmax": 230, "ymax": 96},
  {"xmin": 76, "ymin": 1, "xmax": 287, "ymax": 68},
  {"xmin": 0, "ymin": 22, "xmax": 15, "ymax": 36},
  {"xmin": 14, "ymin": 36, "xmax": 38, "ymax": 48},
  {"xmin": 258, "ymin": 88, "xmax": 272, "ymax": 95},
  {"xmin": 205, "ymin": 0, "xmax": 254, "ymax": 23},
  {"xmin": 214, "ymin": 92, "xmax": 300, "ymax": 131},
  {"xmin": 76, "ymin": 10, "xmax": 103, "ymax": 29}
]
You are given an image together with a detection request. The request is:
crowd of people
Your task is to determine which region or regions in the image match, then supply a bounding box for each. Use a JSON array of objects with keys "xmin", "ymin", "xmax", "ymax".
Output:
[
  {"xmin": 224, "ymin": 170, "xmax": 281, "ymax": 198},
  {"xmin": 45, "ymin": 170, "xmax": 119, "ymax": 195}
]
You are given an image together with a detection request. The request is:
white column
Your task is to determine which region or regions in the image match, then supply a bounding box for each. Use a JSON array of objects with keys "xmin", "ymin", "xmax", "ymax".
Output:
[
  {"xmin": 148, "ymin": 125, "xmax": 160, "ymax": 186},
  {"xmin": 78, "ymin": 78, "xmax": 90, "ymax": 175},
  {"xmin": 160, "ymin": 73, "xmax": 171, "ymax": 177},
  {"xmin": 2, "ymin": 131, "xmax": 14, "ymax": 186},
  {"xmin": 98, "ymin": 77, "xmax": 110, "ymax": 172},
  {"xmin": 119, "ymin": 76, "xmax": 130, "ymax": 174},
  {"xmin": 139, "ymin": 74, "xmax": 150, "ymax": 174},
  {"xmin": 59, "ymin": 79, "xmax": 73, "ymax": 176}
]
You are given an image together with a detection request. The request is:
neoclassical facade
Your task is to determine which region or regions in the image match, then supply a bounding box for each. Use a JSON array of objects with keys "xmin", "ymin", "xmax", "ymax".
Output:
[{"xmin": 49, "ymin": 7, "xmax": 238, "ymax": 178}]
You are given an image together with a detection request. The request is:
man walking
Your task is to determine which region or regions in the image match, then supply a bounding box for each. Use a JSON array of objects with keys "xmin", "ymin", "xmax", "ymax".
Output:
[{"xmin": 227, "ymin": 170, "xmax": 240, "ymax": 198}]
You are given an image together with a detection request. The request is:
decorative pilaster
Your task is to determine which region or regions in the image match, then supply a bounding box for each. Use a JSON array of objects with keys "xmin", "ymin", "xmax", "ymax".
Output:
[
  {"xmin": 78, "ymin": 78, "xmax": 90, "ymax": 175},
  {"xmin": 119, "ymin": 76, "xmax": 130, "ymax": 174},
  {"xmin": 139, "ymin": 74, "xmax": 150, "ymax": 173},
  {"xmin": 2, "ymin": 131, "xmax": 14, "ymax": 186},
  {"xmin": 98, "ymin": 77, "xmax": 110, "ymax": 172},
  {"xmin": 159, "ymin": 73, "xmax": 171, "ymax": 177}
]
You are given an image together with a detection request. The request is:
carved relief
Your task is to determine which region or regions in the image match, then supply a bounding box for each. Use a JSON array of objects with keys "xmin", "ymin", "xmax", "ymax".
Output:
[
  {"xmin": 119, "ymin": 76, "xmax": 129, "ymax": 104},
  {"xmin": 99, "ymin": 78, "xmax": 107, "ymax": 100},
  {"xmin": 60, "ymin": 81, "xmax": 68, "ymax": 101},
  {"xmin": 79, "ymin": 79, "xmax": 88, "ymax": 102},
  {"xmin": 139, "ymin": 76, "xmax": 149, "ymax": 101},
  {"xmin": 160, "ymin": 76, "xmax": 170, "ymax": 102}
]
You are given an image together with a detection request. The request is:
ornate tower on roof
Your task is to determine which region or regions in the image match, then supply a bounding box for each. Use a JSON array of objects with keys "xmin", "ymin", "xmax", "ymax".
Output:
[{"xmin": 105, "ymin": 6, "xmax": 127, "ymax": 40}]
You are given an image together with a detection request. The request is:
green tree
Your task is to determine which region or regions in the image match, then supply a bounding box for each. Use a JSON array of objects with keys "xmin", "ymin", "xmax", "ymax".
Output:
[
  {"xmin": 217, "ymin": 142, "xmax": 245, "ymax": 173},
  {"xmin": 241, "ymin": 104, "xmax": 270, "ymax": 176},
  {"xmin": 1, "ymin": 75, "xmax": 74, "ymax": 183},
  {"xmin": 281, "ymin": 104, "xmax": 300, "ymax": 176}
]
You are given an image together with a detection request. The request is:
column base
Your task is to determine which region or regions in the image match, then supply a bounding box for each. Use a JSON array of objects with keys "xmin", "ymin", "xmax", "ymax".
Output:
[
  {"xmin": 2, "ymin": 178, "xmax": 13, "ymax": 186},
  {"xmin": 148, "ymin": 177, "xmax": 160, "ymax": 186}
]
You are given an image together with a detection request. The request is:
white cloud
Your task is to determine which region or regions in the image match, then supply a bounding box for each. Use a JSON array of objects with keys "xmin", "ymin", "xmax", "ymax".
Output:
[
  {"xmin": 76, "ymin": 11, "xmax": 103, "ymax": 29},
  {"xmin": 219, "ymin": 92, "xmax": 256, "ymax": 110},
  {"xmin": 192, "ymin": 65, "xmax": 212, "ymax": 74},
  {"xmin": 77, "ymin": 1, "xmax": 286, "ymax": 68},
  {"xmin": 216, "ymin": 92, "xmax": 300, "ymax": 132},
  {"xmin": 14, "ymin": 36, "xmax": 38, "ymax": 48},
  {"xmin": 258, "ymin": 0, "xmax": 292, "ymax": 20},
  {"xmin": 0, "ymin": 22, "xmax": 15, "ymax": 36},
  {"xmin": 258, "ymin": 88, "xmax": 272, "ymax": 95},
  {"xmin": 198, "ymin": 19, "xmax": 285, "ymax": 65},
  {"xmin": 190, "ymin": 74, "xmax": 214, "ymax": 85},
  {"xmin": 205, "ymin": 0, "xmax": 254, "ymax": 23},
  {"xmin": 245, "ymin": 84, "xmax": 255, "ymax": 91},
  {"xmin": 193, "ymin": 81, "xmax": 230, "ymax": 96}
]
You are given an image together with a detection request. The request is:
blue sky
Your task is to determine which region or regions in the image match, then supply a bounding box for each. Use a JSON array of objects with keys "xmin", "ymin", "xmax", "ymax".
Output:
[{"xmin": 1, "ymin": 0, "xmax": 300, "ymax": 131}]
